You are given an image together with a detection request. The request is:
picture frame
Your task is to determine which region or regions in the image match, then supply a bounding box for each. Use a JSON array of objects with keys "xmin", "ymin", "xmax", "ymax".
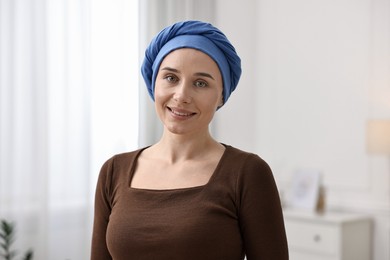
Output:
[{"xmin": 287, "ymin": 169, "xmax": 322, "ymax": 211}]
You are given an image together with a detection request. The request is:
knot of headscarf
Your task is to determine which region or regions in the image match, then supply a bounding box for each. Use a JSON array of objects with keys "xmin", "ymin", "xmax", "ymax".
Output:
[{"xmin": 141, "ymin": 20, "xmax": 242, "ymax": 106}]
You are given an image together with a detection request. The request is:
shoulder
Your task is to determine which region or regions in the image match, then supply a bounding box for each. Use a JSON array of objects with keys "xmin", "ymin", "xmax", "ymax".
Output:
[
  {"xmin": 223, "ymin": 144, "xmax": 271, "ymax": 172},
  {"xmin": 98, "ymin": 147, "xmax": 148, "ymax": 183},
  {"xmin": 101, "ymin": 147, "xmax": 147, "ymax": 170},
  {"xmin": 222, "ymin": 145, "xmax": 274, "ymax": 189}
]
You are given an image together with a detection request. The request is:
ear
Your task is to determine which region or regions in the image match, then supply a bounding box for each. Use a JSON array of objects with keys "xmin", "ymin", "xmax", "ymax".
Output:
[{"xmin": 216, "ymin": 97, "xmax": 224, "ymax": 110}]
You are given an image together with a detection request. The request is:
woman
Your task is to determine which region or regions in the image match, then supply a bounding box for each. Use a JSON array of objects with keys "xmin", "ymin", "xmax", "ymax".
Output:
[{"xmin": 91, "ymin": 20, "xmax": 288, "ymax": 260}]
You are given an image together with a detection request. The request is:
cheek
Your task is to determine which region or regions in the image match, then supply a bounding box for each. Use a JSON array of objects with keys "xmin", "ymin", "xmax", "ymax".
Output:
[
  {"xmin": 153, "ymin": 83, "xmax": 172, "ymax": 118},
  {"xmin": 154, "ymin": 90, "xmax": 166, "ymax": 120},
  {"xmin": 203, "ymin": 92, "xmax": 223, "ymax": 111},
  {"xmin": 154, "ymin": 90, "xmax": 166, "ymax": 113},
  {"xmin": 153, "ymin": 81, "xmax": 168, "ymax": 102}
]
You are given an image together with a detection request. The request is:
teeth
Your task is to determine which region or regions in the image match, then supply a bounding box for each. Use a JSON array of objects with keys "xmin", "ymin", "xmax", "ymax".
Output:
[{"xmin": 171, "ymin": 109, "xmax": 192, "ymax": 116}]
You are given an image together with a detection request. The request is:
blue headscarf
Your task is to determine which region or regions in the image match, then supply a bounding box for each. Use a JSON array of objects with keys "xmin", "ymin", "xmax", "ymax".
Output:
[{"xmin": 141, "ymin": 20, "xmax": 242, "ymax": 106}]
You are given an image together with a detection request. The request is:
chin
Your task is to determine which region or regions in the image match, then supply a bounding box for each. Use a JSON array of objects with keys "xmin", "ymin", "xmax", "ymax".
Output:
[{"xmin": 166, "ymin": 126, "xmax": 189, "ymax": 135}]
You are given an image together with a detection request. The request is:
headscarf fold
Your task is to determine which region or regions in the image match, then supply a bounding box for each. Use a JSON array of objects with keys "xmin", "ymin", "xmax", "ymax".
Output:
[{"xmin": 141, "ymin": 20, "xmax": 242, "ymax": 105}]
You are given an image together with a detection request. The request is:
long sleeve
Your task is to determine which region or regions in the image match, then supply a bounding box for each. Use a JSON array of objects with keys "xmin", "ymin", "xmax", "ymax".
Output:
[
  {"xmin": 91, "ymin": 158, "xmax": 114, "ymax": 260},
  {"xmin": 237, "ymin": 154, "xmax": 289, "ymax": 259}
]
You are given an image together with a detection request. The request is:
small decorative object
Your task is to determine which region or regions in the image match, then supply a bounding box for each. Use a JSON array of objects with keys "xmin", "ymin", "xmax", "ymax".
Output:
[
  {"xmin": 0, "ymin": 219, "xmax": 33, "ymax": 260},
  {"xmin": 315, "ymin": 185, "xmax": 326, "ymax": 214},
  {"xmin": 287, "ymin": 169, "xmax": 322, "ymax": 212}
]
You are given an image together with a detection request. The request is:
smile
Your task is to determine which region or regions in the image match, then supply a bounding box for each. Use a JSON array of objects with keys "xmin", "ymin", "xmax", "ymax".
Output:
[{"xmin": 168, "ymin": 107, "xmax": 196, "ymax": 117}]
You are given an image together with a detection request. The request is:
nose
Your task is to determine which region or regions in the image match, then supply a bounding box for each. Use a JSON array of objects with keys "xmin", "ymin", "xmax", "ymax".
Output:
[{"xmin": 173, "ymin": 80, "xmax": 192, "ymax": 103}]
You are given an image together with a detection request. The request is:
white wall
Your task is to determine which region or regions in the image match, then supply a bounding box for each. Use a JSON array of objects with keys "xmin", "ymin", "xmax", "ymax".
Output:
[{"xmin": 215, "ymin": 0, "xmax": 390, "ymax": 259}]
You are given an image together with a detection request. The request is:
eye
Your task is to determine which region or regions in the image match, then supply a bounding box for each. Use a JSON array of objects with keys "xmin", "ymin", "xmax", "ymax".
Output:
[
  {"xmin": 164, "ymin": 74, "xmax": 178, "ymax": 83},
  {"xmin": 194, "ymin": 80, "xmax": 208, "ymax": 88}
]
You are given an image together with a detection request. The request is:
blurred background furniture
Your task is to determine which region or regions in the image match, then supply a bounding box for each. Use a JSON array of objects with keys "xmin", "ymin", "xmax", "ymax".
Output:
[{"xmin": 284, "ymin": 209, "xmax": 372, "ymax": 260}]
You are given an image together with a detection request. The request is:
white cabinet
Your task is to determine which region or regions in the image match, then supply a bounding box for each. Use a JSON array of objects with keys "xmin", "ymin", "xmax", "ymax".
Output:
[{"xmin": 283, "ymin": 209, "xmax": 372, "ymax": 260}]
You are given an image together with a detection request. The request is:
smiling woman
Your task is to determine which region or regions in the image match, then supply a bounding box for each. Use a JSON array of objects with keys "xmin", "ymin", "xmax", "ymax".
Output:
[{"xmin": 91, "ymin": 20, "xmax": 288, "ymax": 260}]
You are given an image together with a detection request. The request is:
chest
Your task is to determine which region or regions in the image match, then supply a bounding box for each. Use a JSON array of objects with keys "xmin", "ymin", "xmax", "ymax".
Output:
[
  {"xmin": 131, "ymin": 158, "xmax": 219, "ymax": 190},
  {"xmin": 106, "ymin": 188, "xmax": 243, "ymax": 260}
]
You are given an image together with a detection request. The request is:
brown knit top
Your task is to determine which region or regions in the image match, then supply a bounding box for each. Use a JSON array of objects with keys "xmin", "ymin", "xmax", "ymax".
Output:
[{"xmin": 91, "ymin": 145, "xmax": 288, "ymax": 260}]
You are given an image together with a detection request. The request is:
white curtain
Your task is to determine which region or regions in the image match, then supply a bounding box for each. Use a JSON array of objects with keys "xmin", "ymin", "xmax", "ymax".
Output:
[{"xmin": 0, "ymin": 0, "xmax": 138, "ymax": 259}]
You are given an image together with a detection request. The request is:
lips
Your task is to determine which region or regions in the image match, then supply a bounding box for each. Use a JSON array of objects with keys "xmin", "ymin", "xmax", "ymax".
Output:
[{"xmin": 168, "ymin": 107, "xmax": 196, "ymax": 118}]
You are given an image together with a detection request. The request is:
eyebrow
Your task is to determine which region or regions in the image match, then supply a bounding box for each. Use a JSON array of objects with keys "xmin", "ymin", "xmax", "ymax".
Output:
[
  {"xmin": 194, "ymin": 72, "xmax": 215, "ymax": 80},
  {"xmin": 160, "ymin": 67, "xmax": 215, "ymax": 80}
]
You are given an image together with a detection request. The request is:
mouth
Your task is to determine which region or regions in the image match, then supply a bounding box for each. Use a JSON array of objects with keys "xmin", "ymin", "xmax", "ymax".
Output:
[{"xmin": 167, "ymin": 107, "xmax": 196, "ymax": 118}]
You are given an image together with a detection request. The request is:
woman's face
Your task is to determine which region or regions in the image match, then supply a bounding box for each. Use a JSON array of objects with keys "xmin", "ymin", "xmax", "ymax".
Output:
[{"xmin": 154, "ymin": 48, "xmax": 223, "ymax": 136}]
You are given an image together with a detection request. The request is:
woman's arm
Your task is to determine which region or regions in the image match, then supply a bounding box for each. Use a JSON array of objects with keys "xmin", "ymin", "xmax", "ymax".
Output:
[
  {"xmin": 91, "ymin": 159, "xmax": 114, "ymax": 260},
  {"xmin": 237, "ymin": 154, "xmax": 289, "ymax": 259}
]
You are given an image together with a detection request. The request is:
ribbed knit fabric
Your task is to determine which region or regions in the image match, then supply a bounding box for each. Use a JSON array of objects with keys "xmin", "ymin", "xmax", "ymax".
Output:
[{"xmin": 91, "ymin": 145, "xmax": 288, "ymax": 260}]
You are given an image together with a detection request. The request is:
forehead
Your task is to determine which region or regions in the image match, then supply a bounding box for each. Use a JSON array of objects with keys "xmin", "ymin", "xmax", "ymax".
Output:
[{"xmin": 160, "ymin": 48, "xmax": 220, "ymax": 72}]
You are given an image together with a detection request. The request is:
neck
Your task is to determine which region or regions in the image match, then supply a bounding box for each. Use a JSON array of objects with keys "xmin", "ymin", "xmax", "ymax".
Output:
[{"xmin": 152, "ymin": 130, "xmax": 223, "ymax": 163}]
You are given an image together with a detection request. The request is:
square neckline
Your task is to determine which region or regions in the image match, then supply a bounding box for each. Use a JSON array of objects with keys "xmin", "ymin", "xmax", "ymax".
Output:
[{"xmin": 127, "ymin": 144, "xmax": 230, "ymax": 192}]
